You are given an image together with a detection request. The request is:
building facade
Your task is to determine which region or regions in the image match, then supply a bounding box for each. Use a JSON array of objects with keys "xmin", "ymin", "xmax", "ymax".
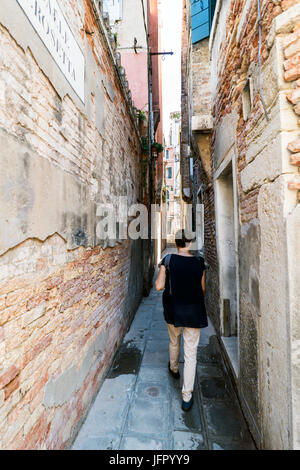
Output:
[
  {"xmin": 0, "ymin": 0, "xmax": 150, "ymax": 449},
  {"xmin": 182, "ymin": 0, "xmax": 300, "ymax": 449},
  {"xmin": 163, "ymin": 112, "xmax": 182, "ymax": 243},
  {"xmin": 103, "ymin": 0, "xmax": 165, "ymax": 266}
]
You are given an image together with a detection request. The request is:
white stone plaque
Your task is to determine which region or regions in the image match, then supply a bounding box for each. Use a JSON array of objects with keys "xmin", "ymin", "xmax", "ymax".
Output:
[{"xmin": 17, "ymin": 0, "xmax": 85, "ymax": 102}]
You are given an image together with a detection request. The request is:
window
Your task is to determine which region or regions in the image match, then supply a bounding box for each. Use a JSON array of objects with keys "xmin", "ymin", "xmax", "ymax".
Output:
[
  {"xmin": 166, "ymin": 167, "xmax": 172, "ymax": 179},
  {"xmin": 191, "ymin": 0, "xmax": 217, "ymax": 44},
  {"xmin": 165, "ymin": 149, "xmax": 169, "ymax": 160}
]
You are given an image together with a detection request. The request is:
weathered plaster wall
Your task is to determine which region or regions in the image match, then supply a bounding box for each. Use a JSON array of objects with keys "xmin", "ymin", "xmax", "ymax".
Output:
[
  {"xmin": 0, "ymin": 0, "xmax": 142, "ymax": 253},
  {"xmin": 210, "ymin": 0, "xmax": 300, "ymax": 449},
  {"xmin": 0, "ymin": 0, "xmax": 145, "ymax": 449}
]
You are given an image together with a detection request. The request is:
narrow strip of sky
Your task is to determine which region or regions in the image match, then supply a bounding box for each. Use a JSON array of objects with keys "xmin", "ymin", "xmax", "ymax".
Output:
[{"xmin": 160, "ymin": 0, "xmax": 182, "ymax": 143}]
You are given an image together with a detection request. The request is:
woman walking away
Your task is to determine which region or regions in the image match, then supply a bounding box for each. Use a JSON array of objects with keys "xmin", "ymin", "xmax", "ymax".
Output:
[{"xmin": 155, "ymin": 229, "xmax": 208, "ymax": 411}]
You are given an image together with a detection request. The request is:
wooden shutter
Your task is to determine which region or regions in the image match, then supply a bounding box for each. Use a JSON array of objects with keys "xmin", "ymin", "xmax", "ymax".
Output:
[{"xmin": 191, "ymin": 0, "xmax": 217, "ymax": 44}]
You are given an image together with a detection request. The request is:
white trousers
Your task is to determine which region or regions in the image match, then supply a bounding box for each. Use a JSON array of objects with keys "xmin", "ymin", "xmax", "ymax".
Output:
[{"xmin": 167, "ymin": 323, "xmax": 201, "ymax": 402}]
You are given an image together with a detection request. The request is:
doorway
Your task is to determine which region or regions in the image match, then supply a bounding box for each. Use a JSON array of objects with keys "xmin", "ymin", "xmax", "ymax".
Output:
[{"xmin": 215, "ymin": 158, "xmax": 239, "ymax": 376}]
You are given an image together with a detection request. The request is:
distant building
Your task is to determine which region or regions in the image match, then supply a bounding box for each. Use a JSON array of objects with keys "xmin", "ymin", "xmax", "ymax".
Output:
[{"xmin": 163, "ymin": 112, "xmax": 182, "ymax": 243}]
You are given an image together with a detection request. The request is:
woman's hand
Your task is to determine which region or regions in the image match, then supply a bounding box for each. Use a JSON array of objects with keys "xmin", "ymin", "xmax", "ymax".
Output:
[
  {"xmin": 201, "ymin": 272, "xmax": 206, "ymax": 296},
  {"xmin": 155, "ymin": 265, "xmax": 166, "ymax": 291}
]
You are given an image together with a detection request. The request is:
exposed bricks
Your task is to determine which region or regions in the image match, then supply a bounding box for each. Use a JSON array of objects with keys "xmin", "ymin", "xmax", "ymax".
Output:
[
  {"xmin": 283, "ymin": 18, "xmax": 300, "ymax": 184},
  {"xmin": 288, "ymin": 138, "xmax": 300, "ymax": 153},
  {"xmin": 4, "ymin": 376, "xmax": 20, "ymax": 401},
  {"xmin": 212, "ymin": 1, "xmax": 281, "ymax": 128},
  {"xmin": 288, "ymin": 179, "xmax": 300, "ymax": 189},
  {"xmin": 22, "ymin": 335, "xmax": 53, "ymax": 368},
  {"xmin": 0, "ymin": 234, "xmax": 141, "ymax": 449},
  {"xmin": 284, "ymin": 64, "xmax": 300, "ymax": 81},
  {"xmin": 287, "ymin": 87, "xmax": 300, "ymax": 105},
  {"xmin": 210, "ymin": 0, "xmax": 294, "ymax": 220},
  {"xmin": 290, "ymin": 152, "xmax": 300, "ymax": 165},
  {"xmin": 0, "ymin": 366, "xmax": 20, "ymax": 389}
]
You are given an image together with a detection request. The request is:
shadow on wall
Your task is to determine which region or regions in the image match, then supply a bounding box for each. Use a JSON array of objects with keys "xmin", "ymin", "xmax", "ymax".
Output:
[{"xmin": 123, "ymin": 238, "xmax": 145, "ymax": 328}]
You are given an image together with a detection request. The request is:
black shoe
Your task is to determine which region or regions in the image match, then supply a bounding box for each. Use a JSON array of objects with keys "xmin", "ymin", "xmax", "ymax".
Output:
[
  {"xmin": 168, "ymin": 362, "xmax": 180, "ymax": 379},
  {"xmin": 182, "ymin": 395, "xmax": 193, "ymax": 411}
]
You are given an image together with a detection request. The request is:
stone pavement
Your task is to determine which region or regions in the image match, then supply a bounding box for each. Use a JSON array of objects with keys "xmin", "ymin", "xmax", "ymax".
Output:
[{"xmin": 72, "ymin": 272, "xmax": 256, "ymax": 450}]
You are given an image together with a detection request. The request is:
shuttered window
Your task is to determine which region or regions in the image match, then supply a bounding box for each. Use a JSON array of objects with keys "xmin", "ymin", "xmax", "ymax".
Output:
[
  {"xmin": 191, "ymin": 0, "xmax": 217, "ymax": 44},
  {"xmin": 166, "ymin": 167, "xmax": 172, "ymax": 179}
]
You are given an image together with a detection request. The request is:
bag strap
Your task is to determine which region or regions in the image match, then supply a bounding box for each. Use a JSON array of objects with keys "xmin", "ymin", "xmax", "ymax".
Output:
[{"xmin": 164, "ymin": 253, "xmax": 172, "ymax": 271}]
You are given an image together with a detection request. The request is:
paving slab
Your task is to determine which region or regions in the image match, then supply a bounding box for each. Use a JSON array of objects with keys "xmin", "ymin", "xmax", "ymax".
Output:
[
  {"xmin": 172, "ymin": 431, "xmax": 205, "ymax": 450},
  {"xmin": 120, "ymin": 435, "xmax": 166, "ymax": 450},
  {"xmin": 73, "ymin": 375, "xmax": 135, "ymax": 451},
  {"xmin": 203, "ymin": 401, "xmax": 248, "ymax": 439},
  {"xmin": 209, "ymin": 437, "xmax": 256, "ymax": 450},
  {"xmin": 197, "ymin": 342, "xmax": 222, "ymax": 364},
  {"xmin": 199, "ymin": 377, "xmax": 232, "ymax": 401},
  {"xmin": 197, "ymin": 364, "xmax": 224, "ymax": 378},
  {"xmin": 73, "ymin": 434, "xmax": 120, "ymax": 450},
  {"xmin": 134, "ymin": 380, "xmax": 171, "ymax": 403},
  {"xmin": 137, "ymin": 365, "xmax": 173, "ymax": 388},
  {"xmin": 123, "ymin": 327, "xmax": 148, "ymax": 344},
  {"xmin": 125, "ymin": 396, "xmax": 169, "ymax": 438},
  {"xmin": 147, "ymin": 328, "xmax": 170, "ymax": 340},
  {"xmin": 142, "ymin": 339, "xmax": 170, "ymax": 367}
]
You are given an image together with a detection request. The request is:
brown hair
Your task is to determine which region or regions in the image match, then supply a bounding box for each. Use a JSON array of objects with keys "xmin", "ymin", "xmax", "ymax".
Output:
[{"xmin": 174, "ymin": 229, "xmax": 196, "ymax": 248}]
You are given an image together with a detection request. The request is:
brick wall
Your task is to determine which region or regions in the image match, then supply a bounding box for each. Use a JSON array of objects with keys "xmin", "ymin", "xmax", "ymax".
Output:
[
  {"xmin": 0, "ymin": 0, "xmax": 145, "ymax": 449},
  {"xmin": 211, "ymin": 0, "xmax": 300, "ymax": 220},
  {"xmin": 192, "ymin": 157, "xmax": 220, "ymax": 332}
]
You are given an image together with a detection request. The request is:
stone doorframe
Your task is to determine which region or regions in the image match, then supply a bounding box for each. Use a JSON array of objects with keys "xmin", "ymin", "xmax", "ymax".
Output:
[{"xmin": 214, "ymin": 146, "xmax": 240, "ymax": 379}]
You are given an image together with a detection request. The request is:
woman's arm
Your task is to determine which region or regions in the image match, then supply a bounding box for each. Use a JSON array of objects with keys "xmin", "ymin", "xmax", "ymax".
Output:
[
  {"xmin": 155, "ymin": 265, "xmax": 166, "ymax": 291},
  {"xmin": 201, "ymin": 271, "xmax": 206, "ymax": 295}
]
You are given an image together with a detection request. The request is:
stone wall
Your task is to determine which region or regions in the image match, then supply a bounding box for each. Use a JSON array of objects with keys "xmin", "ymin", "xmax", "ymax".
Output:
[
  {"xmin": 180, "ymin": 0, "xmax": 193, "ymax": 201},
  {"xmin": 0, "ymin": 0, "xmax": 145, "ymax": 449},
  {"xmin": 210, "ymin": 0, "xmax": 300, "ymax": 449}
]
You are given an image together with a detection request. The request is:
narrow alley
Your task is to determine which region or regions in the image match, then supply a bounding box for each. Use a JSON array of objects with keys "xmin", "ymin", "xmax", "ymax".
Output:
[
  {"xmin": 1, "ymin": 0, "xmax": 300, "ymax": 452},
  {"xmin": 72, "ymin": 249, "xmax": 255, "ymax": 451}
]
